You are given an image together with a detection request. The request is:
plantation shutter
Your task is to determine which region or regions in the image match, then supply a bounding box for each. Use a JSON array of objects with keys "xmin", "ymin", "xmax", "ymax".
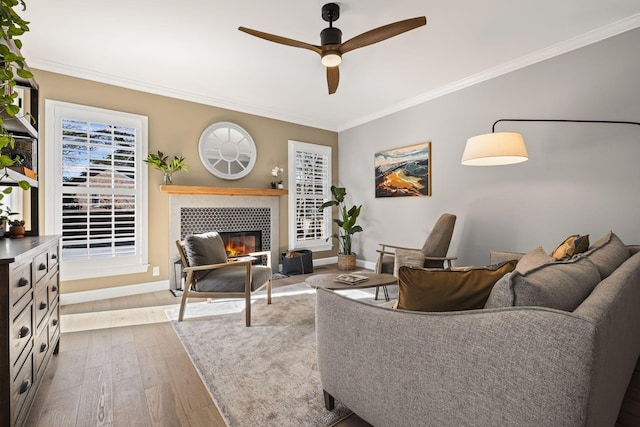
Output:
[
  {"xmin": 45, "ymin": 100, "xmax": 149, "ymax": 281},
  {"xmin": 288, "ymin": 141, "xmax": 332, "ymax": 251}
]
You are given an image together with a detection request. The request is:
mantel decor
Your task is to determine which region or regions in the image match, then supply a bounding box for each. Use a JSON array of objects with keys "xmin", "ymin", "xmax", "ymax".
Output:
[
  {"xmin": 198, "ymin": 122, "xmax": 257, "ymax": 180},
  {"xmin": 462, "ymin": 119, "xmax": 640, "ymax": 166},
  {"xmin": 375, "ymin": 142, "xmax": 431, "ymax": 197}
]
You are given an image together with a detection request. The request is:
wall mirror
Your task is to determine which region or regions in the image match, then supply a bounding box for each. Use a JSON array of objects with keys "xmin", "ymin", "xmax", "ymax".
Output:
[{"xmin": 198, "ymin": 122, "xmax": 257, "ymax": 180}]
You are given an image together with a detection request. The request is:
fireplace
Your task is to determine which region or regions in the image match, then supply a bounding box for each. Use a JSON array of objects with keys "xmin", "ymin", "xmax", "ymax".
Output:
[
  {"xmin": 169, "ymin": 194, "xmax": 280, "ymax": 291},
  {"xmin": 220, "ymin": 230, "xmax": 262, "ymax": 262}
]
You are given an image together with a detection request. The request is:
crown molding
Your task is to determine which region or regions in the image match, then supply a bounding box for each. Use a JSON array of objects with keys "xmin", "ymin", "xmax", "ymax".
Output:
[{"xmin": 337, "ymin": 13, "xmax": 640, "ymax": 132}]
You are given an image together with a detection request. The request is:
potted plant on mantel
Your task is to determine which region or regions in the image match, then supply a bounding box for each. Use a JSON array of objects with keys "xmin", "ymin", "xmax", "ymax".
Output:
[
  {"xmin": 320, "ymin": 185, "xmax": 363, "ymax": 270},
  {"xmin": 144, "ymin": 150, "xmax": 189, "ymax": 184}
]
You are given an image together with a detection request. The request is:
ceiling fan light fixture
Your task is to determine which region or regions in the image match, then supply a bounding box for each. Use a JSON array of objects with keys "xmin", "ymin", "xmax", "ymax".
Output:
[{"xmin": 321, "ymin": 51, "xmax": 342, "ymax": 67}]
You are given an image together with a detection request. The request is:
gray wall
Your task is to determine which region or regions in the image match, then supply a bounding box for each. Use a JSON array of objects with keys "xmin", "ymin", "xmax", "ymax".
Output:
[{"xmin": 339, "ymin": 28, "xmax": 640, "ymax": 267}]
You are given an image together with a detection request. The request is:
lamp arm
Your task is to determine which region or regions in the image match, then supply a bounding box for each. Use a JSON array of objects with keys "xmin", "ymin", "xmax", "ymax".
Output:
[{"xmin": 492, "ymin": 119, "xmax": 640, "ymax": 133}]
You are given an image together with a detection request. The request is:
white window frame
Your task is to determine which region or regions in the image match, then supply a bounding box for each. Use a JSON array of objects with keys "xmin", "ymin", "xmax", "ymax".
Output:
[
  {"xmin": 45, "ymin": 100, "xmax": 149, "ymax": 281},
  {"xmin": 287, "ymin": 140, "xmax": 332, "ymax": 251}
]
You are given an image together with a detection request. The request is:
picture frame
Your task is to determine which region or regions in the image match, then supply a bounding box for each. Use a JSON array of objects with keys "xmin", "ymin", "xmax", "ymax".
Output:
[{"xmin": 374, "ymin": 141, "xmax": 431, "ymax": 198}]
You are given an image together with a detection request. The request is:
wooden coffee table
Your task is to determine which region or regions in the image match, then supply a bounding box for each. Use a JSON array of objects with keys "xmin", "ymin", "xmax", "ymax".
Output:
[{"xmin": 305, "ymin": 272, "xmax": 397, "ymax": 302}]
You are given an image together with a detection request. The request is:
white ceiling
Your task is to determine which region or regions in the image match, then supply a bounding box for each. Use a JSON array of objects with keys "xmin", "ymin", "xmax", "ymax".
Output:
[{"xmin": 20, "ymin": 1, "xmax": 640, "ymax": 132}]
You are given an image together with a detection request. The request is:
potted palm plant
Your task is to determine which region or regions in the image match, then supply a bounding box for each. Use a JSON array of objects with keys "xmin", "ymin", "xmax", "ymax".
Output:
[{"xmin": 320, "ymin": 185, "xmax": 363, "ymax": 270}]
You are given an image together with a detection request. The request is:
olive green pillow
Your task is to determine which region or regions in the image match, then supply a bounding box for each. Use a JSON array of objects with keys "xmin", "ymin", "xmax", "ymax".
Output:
[
  {"xmin": 551, "ymin": 234, "xmax": 590, "ymax": 260},
  {"xmin": 396, "ymin": 260, "xmax": 518, "ymax": 312}
]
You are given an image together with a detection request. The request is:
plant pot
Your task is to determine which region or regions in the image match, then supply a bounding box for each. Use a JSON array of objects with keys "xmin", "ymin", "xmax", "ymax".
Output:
[
  {"xmin": 338, "ymin": 253, "xmax": 356, "ymax": 271},
  {"xmin": 10, "ymin": 225, "xmax": 25, "ymax": 238},
  {"xmin": 163, "ymin": 172, "xmax": 173, "ymax": 185}
]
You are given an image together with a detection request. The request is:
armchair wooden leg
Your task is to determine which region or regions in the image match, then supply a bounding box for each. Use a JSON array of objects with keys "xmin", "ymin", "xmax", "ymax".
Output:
[
  {"xmin": 323, "ymin": 390, "xmax": 335, "ymax": 410},
  {"xmin": 245, "ymin": 293, "xmax": 251, "ymax": 327},
  {"xmin": 267, "ymin": 279, "xmax": 272, "ymax": 305},
  {"xmin": 178, "ymin": 285, "xmax": 190, "ymax": 321}
]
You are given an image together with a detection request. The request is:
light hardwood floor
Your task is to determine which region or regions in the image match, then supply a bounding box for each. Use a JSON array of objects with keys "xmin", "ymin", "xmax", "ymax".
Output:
[{"xmin": 26, "ymin": 264, "xmax": 370, "ymax": 427}]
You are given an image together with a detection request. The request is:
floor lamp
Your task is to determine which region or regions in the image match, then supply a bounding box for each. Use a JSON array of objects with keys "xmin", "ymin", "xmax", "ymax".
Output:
[{"xmin": 461, "ymin": 119, "xmax": 640, "ymax": 166}]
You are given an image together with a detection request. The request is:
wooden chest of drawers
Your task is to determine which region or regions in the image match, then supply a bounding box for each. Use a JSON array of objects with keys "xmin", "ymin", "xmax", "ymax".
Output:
[{"xmin": 0, "ymin": 236, "xmax": 61, "ymax": 427}]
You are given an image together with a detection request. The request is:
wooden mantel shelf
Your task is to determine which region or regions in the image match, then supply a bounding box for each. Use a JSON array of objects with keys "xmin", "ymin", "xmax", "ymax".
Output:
[{"xmin": 159, "ymin": 185, "xmax": 288, "ymax": 196}]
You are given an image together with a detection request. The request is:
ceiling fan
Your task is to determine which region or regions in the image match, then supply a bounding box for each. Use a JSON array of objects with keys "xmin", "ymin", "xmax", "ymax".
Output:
[{"xmin": 239, "ymin": 3, "xmax": 426, "ymax": 94}]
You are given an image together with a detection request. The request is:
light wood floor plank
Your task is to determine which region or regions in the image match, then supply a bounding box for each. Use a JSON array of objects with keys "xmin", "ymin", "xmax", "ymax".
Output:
[
  {"xmin": 112, "ymin": 374, "xmax": 152, "ymax": 427},
  {"xmin": 145, "ymin": 382, "xmax": 189, "ymax": 427},
  {"xmin": 76, "ymin": 363, "xmax": 114, "ymax": 426},
  {"xmin": 25, "ymin": 384, "xmax": 82, "ymax": 427}
]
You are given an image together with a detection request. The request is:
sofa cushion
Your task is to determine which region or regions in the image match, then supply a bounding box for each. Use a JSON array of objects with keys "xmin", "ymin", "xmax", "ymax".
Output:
[
  {"xmin": 183, "ymin": 231, "xmax": 228, "ymax": 280},
  {"xmin": 485, "ymin": 255, "xmax": 601, "ymax": 311},
  {"xmin": 393, "ymin": 248, "xmax": 425, "ymax": 276},
  {"xmin": 396, "ymin": 260, "xmax": 517, "ymax": 312},
  {"xmin": 551, "ymin": 234, "xmax": 590, "ymax": 260},
  {"xmin": 584, "ymin": 231, "xmax": 629, "ymax": 279},
  {"xmin": 515, "ymin": 246, "xmax": 554, "ymax": 274}
]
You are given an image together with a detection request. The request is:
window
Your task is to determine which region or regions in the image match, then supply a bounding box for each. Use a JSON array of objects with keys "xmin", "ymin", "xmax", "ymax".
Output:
[
  {"xmin": 287, "ymin": 141, "xmax": 332, "ymax": 251},
  {"xmin": 45, "ymin": 100, "xmax": 149, "ymax": 281}
]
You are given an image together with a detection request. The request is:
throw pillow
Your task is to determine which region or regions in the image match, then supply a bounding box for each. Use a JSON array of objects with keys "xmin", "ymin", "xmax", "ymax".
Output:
[
  {"xmin": 583, "ymin": 231, "xmax": 629, "ymax": 278},
  {"xmin": 396, "ymin": 260, "xmax": 517, "ymax": 312},
  {"xmin": 551, "ymin": 234, "xmax": 590, "ymax": 260},
  {"xmin": 484, "ymin": 255, "xmax": 601, "ymax": 311},
  {"xmin": 515, "ymin": 246, "xmax": 554, "ymax": 274},
  {"xmin": 183, "ymin": 232, "xmax": 228, "ymax": 280},
  {"xmin": 393, "ymin": 248, "xmax": 425, "ymax": 277}
]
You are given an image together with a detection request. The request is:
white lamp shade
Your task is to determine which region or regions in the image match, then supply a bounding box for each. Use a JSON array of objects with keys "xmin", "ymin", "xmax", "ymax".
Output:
[
  {"xmin": 461, "ymin": 132, "xmax": 529, "ymax": 166},
  {"xmin": 321, "ymin": 52, "xmax": 342, "ymax": 67}
]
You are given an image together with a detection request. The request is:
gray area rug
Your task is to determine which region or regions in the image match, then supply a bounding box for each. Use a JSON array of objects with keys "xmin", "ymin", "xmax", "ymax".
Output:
[{"xmin": 167, "ymin": 283, "xmax": 384, "ymax": 426}]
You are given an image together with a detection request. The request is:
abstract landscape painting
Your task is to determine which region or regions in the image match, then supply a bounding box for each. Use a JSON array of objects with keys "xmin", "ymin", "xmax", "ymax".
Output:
[{"xmin": 375, "ymin": 142, "xmax": 431, "ymax": 197}]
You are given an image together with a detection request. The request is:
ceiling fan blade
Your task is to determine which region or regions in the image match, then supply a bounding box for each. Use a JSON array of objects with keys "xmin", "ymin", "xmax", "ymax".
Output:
[
  {"xmin": 340, "ymin": 16, "xmax": 426, "ymax": 54},
  {"xmin": 239, "ymin": 27, "xmax": 322, "ymax": 55},
  {"xmin": 327, "ymin": 66, "xmax": 339, "ymax": 94}
]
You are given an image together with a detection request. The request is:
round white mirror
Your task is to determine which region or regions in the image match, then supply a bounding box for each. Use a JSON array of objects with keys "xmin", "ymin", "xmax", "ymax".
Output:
[{"xmin": 198, "ymin": 122, "xmax": 257, "ymax": 180}]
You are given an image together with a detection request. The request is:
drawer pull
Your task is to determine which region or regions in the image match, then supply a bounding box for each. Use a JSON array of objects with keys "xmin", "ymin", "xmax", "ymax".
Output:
[
  {"xmin": 18, "ymin": 277, "xmax": 29, "ymax": 287},
  {"xmin": 39, "ymin": 263, "xmax": 47, "ymax": 271},
  {"xmin": 19, "ymin": 379, "xmax": 31, "ymax": 394},
  {"xmin": 51, "ymin": 319, "xmax": 58, "ymax": 326},
  {"xmin": 40, "ymin": 343, "xmax": 47, "ymax": 352},
  {"xmin": 51, "ymin": 254, "xmax": 58, "ymax": 260},
  {"xmin": 39, "ymin": 301, "xmax": 47, "ymax": 310},
  {"xmin": 19, "ymin": 326, "xmax": 30, "ymax": 338},
  {"xmin": 51, "ymin": 285, "xmax": 58, "ymax": 292}
]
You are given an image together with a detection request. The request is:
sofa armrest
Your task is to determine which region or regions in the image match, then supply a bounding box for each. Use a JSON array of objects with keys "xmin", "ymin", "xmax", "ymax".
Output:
[{"xmin": 316, "ymin": 288, "xmax": 595, "ymax": 427}]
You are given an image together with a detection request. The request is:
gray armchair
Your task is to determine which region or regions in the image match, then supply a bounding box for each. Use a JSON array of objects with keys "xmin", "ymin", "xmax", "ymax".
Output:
[
  {"xmin": 176, "ymin": 231, "xmax": 272, "ymax": 326},
  {"xmin": 375, "ymin": 213, "xmax": 457, "ymax": 299}
]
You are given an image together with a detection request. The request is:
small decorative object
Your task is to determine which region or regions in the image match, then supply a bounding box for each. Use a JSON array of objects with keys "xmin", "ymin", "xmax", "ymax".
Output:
[
  {"xmin": 319, "ymin": 185, "xmax": 363, "ymax": 270},
  {"xmin": 375, "ymin": 142, "xmax": 431, "ymax": 197},
  {"xmin": 8, "ymin": 219, "xmax": 25, "ymax": 238},
  {"xmin": 271, "ymin": 166, "xmax": 284, "ymax": 189},
  {"xmin": 144, "ymin": 150, "xmax": 189, "ymax": 184},
  {"xmin": 198, "ymin": 122, "xmax": 257, "ymax": 180}
]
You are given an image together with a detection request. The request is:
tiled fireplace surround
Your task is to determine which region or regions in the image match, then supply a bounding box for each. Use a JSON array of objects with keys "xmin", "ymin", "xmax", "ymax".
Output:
[{"xmin": 169, "ymin": 194, "xmax": 279, "ymax": 288}]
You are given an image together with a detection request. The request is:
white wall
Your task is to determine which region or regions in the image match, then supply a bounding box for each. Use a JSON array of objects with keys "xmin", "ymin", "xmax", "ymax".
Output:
[{"xmin": 339, "ymin": 28, "xmax": 640, "ymax": 267}]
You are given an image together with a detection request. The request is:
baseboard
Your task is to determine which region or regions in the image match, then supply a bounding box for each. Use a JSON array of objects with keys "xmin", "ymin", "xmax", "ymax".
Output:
[{"xmin": 59, "ymin": 280, "xmax": 170, "ymax": 306}]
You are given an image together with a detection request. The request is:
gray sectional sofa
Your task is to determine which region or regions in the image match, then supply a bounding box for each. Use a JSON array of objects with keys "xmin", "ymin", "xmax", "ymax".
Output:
[{"xmin": 316, "ymin": 232, "xmax": 640, "ymax": 426}]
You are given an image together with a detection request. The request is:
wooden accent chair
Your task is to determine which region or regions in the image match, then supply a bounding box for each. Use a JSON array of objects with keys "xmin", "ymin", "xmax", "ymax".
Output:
[
  {"xmin": 176, "ymin": 231, "xmax": 272, "ymax": 326},
  {"xmin": 374, "ymin": 213, "xmax": 457, "ymax": 299}
]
